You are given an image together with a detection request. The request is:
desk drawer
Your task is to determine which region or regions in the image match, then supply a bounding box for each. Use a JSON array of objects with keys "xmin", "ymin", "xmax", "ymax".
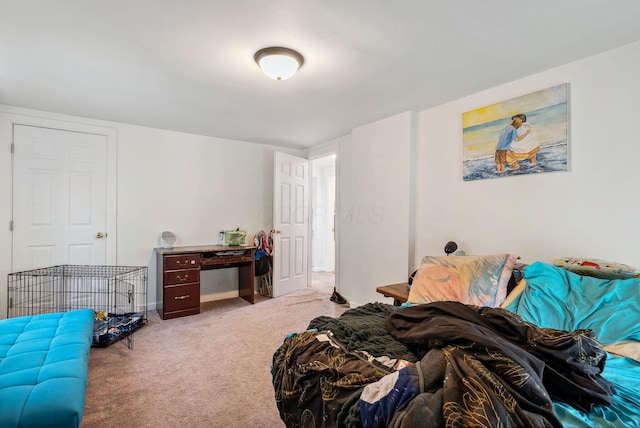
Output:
[
  {"xmin": 163, "ymin": 268, "xmax": 200, "ymax": 286},
  {"xmin": 201, "ymin": 255, "xmax": 253, "ymax": 267},
  {"xmin": 164, "ymin": 254, "xmax": 201, "ymax": 270},
  {"xmin": 164, "ymin": 283, "xmax": 200, "ymax": 312}
]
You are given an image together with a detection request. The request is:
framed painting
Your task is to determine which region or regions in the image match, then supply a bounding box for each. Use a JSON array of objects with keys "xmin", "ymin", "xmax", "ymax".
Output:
[{"xmin": 462, "ymin": 83, "xmax": 569, "ymax": 181}]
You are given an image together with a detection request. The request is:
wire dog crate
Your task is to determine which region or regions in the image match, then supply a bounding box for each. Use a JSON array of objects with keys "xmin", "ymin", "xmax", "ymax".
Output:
[{"xmin": 7, "ymin": 265, "xmax": 148, "ymax": 349}]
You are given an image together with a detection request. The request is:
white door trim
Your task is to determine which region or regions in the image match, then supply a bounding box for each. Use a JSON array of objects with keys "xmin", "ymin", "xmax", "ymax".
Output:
[{"xmin": 5, "ymin": 111, "xmax": 118, "ymax": 266}]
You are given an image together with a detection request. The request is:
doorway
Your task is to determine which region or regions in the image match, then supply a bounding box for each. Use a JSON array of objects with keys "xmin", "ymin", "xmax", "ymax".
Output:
[{"xmin": 310, "ymin": 154, "xmax": 336, "ymax": 294}]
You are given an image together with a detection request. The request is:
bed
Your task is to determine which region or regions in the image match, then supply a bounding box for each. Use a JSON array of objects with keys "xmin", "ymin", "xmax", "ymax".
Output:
[
  {"xmin": 0, "ymin": 309, "xmax": 94, "ymax": 428},
  {"xmin": 271, "ymin": 255, "xmax": 640, "ymax": 427}
]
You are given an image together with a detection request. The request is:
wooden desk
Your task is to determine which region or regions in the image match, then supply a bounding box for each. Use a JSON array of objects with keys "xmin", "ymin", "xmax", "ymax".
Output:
[
  {"xmin": 156, "ymin": 245, "xmax": 256, "ymax": 320},
  {"xmin": 376, "ymin": 282, "xmax": 409, "ymax": 306}
]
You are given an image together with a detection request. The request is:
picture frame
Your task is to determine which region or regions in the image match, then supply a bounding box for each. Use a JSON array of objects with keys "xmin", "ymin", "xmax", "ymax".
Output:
[{"xmin": 462, "ymin": 83, "xmax": 569, "ymax": 181}]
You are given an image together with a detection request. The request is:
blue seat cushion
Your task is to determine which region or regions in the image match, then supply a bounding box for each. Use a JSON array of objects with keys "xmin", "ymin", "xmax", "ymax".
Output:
[{"xmin": 0, "ymin": 309, "xmax": 94, "ymax": 428}]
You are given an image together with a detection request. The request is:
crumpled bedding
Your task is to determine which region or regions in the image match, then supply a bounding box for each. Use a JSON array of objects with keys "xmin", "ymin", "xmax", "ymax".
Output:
[
  {"xmin": 360, "ymin": 301, "xmax": 612, "ymax": 428},
  {"xmin": 272, "ymin": 301, "xmax": 616, "ymax": 428},
  {"xmin": 504, "ymin": 261, "xmax": 640, "ymax": 344},
  {"xmin": 272, "ymin": 303, "xmax": 414, "ymax": 427},
  {"xmin": 272, "ymin": 261, "xmax": 640, "ymax": 427},
  {"xmin": 504, "ymin": 261, "xmax": 640, "ymax": 427},
  {"xmin": 308, "ymin": 302, "xmax": 417, "ymax": 362},
  {"xmin": 271, "ymin": 330, "xmax": 393, "ymax": 427}
]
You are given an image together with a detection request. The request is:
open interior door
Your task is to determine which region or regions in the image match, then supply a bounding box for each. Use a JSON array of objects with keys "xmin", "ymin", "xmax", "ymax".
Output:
[{"xmin": 272, "ymin": 151, "xmax": 309, "ymax": 297}]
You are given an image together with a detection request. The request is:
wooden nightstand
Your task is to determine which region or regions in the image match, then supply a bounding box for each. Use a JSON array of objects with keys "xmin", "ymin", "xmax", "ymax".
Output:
[{"xmin": 376, "ymin": 282, "xmax": 409, "ymax": 306}]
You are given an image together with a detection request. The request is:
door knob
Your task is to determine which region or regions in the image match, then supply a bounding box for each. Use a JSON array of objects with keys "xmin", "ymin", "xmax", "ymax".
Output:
[
  {"xmin": 96, "ymin": 232, "xmax": 106, "ymax": 239},
  {"xmin": 274, "ymin": 229, "xmax": 281, "ymax": 234}
]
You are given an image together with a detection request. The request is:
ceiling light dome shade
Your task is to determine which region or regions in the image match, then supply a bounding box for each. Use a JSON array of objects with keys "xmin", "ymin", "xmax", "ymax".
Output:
[{"xmin": 254, "ymin": 47, "xmax": 304, "ymax": 80}]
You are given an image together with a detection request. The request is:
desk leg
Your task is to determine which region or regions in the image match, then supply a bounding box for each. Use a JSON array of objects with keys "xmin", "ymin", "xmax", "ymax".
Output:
[{"xmin": 238, "ymin": 262, "xmax": 255, "ymax": 304}]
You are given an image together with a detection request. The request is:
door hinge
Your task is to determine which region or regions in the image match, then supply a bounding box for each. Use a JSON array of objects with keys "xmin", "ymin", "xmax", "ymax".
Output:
[
  {"xmin": 9, "ymin": 220, "xmax": 14, "ymax": 231},
  {"xmin": 10, "ymin": 143, "xmax": 15, "ymax": 154}
]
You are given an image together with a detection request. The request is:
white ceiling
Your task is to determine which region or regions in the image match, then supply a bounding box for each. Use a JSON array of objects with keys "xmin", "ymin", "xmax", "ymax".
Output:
[{"xmin": 2, "ymin": 1, "xmax": 640, "ymax": 149}]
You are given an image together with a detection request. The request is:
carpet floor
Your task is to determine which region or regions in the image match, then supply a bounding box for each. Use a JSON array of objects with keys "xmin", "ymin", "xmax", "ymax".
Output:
[{"xmin": 81, "ymin": 274, "xmax": 346, "ymax": 428}]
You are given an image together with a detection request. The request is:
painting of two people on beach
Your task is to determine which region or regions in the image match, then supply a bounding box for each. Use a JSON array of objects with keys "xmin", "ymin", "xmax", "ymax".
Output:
[{"xmin": 462, "ymin": 83, "xmax": 569, "ymax": 181}]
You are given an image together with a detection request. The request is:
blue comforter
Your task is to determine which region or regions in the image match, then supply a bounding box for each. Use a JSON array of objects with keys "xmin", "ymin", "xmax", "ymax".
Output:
[{"xmin": 505, "ymin": 262, "xmax": 640, "ymax": 427}]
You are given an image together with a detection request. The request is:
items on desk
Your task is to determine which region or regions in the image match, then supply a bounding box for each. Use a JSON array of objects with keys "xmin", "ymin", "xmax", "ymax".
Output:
[
  {"xmin": 159, "ymin": 230, "xmax": 176, "ymax": 248},
  {"xmin": 225, "ymin": 228, "xmax": 247, "ymax": 246}
]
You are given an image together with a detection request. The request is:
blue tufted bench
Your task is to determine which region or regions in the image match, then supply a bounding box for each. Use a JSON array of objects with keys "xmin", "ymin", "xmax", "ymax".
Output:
[{"xmin": 0, "ymin": 309, "xmax": 94, "ymax": 428}]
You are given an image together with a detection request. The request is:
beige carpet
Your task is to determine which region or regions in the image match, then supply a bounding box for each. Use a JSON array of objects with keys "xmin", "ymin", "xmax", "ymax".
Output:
[{"xmin": 81, "ymin": 274, "xmax": 346, "ymax": 428}]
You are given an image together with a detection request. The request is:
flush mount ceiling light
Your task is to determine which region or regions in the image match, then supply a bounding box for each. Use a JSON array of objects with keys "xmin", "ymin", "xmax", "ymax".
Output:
[{"xmin": 254, "ymin": 47, "xmax": 304, "ymax": 81}]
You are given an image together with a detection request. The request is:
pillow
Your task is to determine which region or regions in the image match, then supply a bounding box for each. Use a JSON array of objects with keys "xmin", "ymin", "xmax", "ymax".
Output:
[
  {"xmin": 407, "ymin": 254, "xmax": 519, "ymax": 307},
  {"xmin": 554, "ymin": 257, "xmax": 640, "ymax": 279}
]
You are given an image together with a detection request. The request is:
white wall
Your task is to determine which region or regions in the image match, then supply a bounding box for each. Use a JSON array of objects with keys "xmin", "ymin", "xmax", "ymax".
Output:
[
  {"xmin": 414, "ymin": 40, "xmax": 640, "ymax": 268},
  {"xmin": 0, "ymin": 106, "xmax": 303, "ymax": 318},
  {"xmin": 333, "ymin": 40, "xmax": 640, "ymax": 307},
  {"xmin": 3, "ymin": 39, "xmax": 639, "ymax": 315},
  {"xmin": 337, "ymin": 111, "xmax": 416, "ymax": 306}
]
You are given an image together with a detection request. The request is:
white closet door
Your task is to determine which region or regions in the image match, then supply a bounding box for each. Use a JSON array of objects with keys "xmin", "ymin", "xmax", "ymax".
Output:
[{"xmin": 12, "ymin": 125, "xmax": 108, "ymax": 271}]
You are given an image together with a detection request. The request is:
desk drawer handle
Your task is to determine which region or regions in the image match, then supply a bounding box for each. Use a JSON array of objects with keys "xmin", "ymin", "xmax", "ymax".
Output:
[
  {"xmin": 176, "ymin": 274, "xmax": 189, "ymax": 281},
  {"xmin": 175, "ymin": 260, "xmax": 189, "ymax": 267},
  {"xmin": 175, "ymin": 294, "xmax": 190, "ymax": 300}
]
